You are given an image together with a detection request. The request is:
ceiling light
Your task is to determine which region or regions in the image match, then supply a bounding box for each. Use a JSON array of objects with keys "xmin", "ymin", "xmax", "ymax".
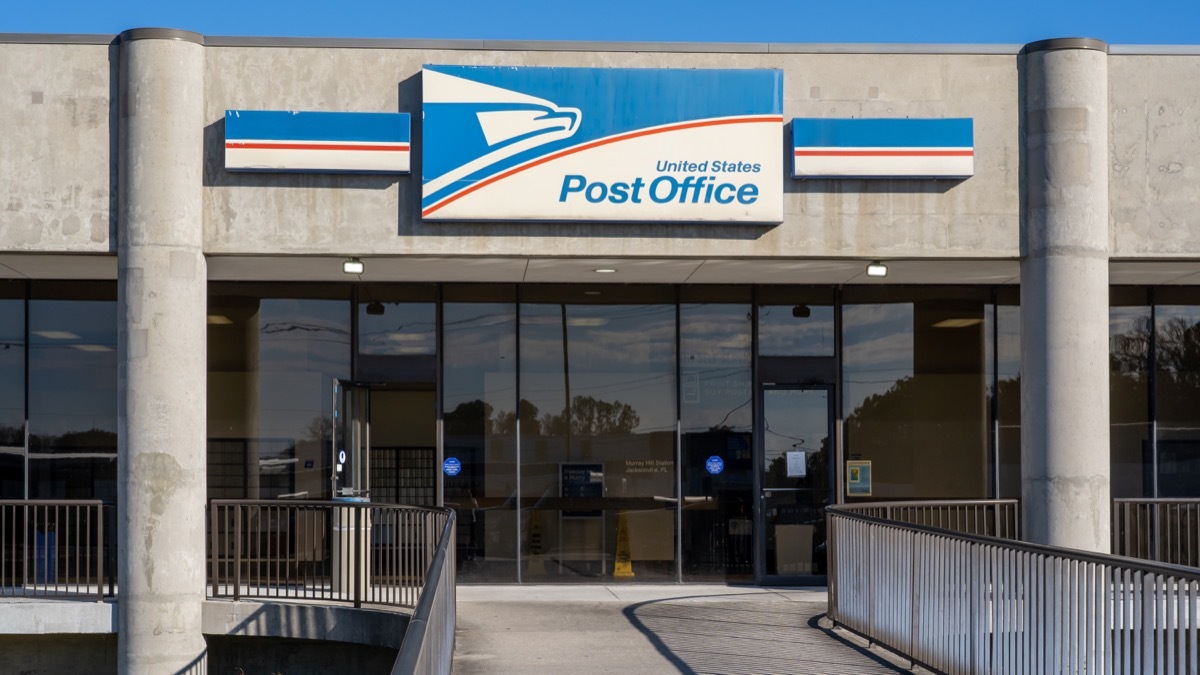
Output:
[
  {"xmin": 593, "ymin": 268, "xmax": 617, "ymax": 274},
  {"xmin": 566, "ymin": 317, "xmax": 609, "ymax": 327},
  {"xmin": 932, "ymin": 318, "xmax": 984, "ymax": 328},
  {"xmin": 865, "ymin": 261, "xmax": 888, "ymax": 278},
  {"xmin": 343, "ymin": 258, "xmax": 364, "ymax": 275},
  {"xmin": 72, "ymin": 344, "xmax": 113, "ymax": 352},
  {"xmin": 583, "ymin": 291, "xmax": 602, "ymax": 296},
  {"xmin": 207, "ymin": 315, "xmax": 234, "ymax": 325},
  {"xmin": 34, "ymin": 331, "xmax": 81, "ymax": 340},
  {"xmin": 792, "ymin": 304, "xmax": 811, "ymax": 318},
  {"xmin": 365, "ymin": 301, "xmax": 385, "ymax": 316}
]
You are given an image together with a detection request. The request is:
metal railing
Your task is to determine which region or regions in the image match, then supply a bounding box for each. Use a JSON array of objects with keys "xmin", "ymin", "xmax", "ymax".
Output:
[
  {"xmin": 1114, "ymin": 498, "xmax": 1200, "ymax": 567},
  {"xmin": 208, "ymin": 499, "xmax": 452, "ymax": 610},
  {"xmin": 836, "ymin": 499, "xmax": 1021, "ymax": 539},
  {"xmin": 829, "ymin": 500, "xmax": 1200, "ymax": 674},
  {"xmin": 392, "ymin": 509, "xmax": 456, "ymax": 675},
  {"xmin": 0, "ymin": 500, "xmax": 109, "ymax": 600}
]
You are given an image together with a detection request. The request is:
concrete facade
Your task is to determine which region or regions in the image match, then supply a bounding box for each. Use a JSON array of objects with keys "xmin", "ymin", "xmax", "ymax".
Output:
[{"xmin": 4, "ymin": 27, "xmax": 1200, "ymax": 669}]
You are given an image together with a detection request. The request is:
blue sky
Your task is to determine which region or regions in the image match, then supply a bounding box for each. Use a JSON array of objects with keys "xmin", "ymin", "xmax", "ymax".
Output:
[{"xmin": 6, "ymin": 0, "xmax": 1200, "ymax": 44}]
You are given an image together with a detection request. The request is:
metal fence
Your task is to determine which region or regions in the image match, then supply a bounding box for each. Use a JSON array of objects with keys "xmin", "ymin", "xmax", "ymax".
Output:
[
  {"xmin": 209, "ymin": 499, "xmax": 452, "ymax": 610},
  {"xmin": 0, "ymin": 500, "xmax": 109, "ymax": 600},
  {"xmin": 829, "ymin": 501, "xmax": 1200, "ymax": 674},
  {"xmin": 1114, "ymin": 498, "xmax": 1200, "ymax": 567},
  {"xmin": 392, "ymin": 509, "xmax": 456, "ymax": 675},
  {"xmin": 836, "ymin": 499, "xmax": 1020, "ymax": 539}
]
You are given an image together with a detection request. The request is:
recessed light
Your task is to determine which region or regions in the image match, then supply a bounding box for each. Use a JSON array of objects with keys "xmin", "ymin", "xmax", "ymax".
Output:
[
  {"xmin": 933, "ymin": 318, "xmax": 984, "ymax": 328},
  {"xmin": 72, "ymin": 344, "xmax": 113, "ymax": 352},
  {"xmin": 865, "ymin": 262, "xmax": 888, "ymax": 278},
  {"xmin": 594, "ymin": 268, "xmax": 617, "ymax": 274},
  {"xmin": 343, "ymin": 258, "xmax": 365, "ymax": 275},
  {"xmin": 33, "ymin": 331, "xmax": 81, "ymax": 340},
  {"xmin": 583, "ymin": 291, "xmax": 602, "ymax": 296}
]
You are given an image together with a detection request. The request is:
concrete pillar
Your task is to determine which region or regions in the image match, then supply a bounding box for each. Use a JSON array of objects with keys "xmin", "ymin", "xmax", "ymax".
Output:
[
  {"xmin": 1020, "ymin": 38, "xmax": 1111, "ymax": 552},
  {"xmin": 117, "ymin": 28, "xmax": 208, "ymax": 673}
]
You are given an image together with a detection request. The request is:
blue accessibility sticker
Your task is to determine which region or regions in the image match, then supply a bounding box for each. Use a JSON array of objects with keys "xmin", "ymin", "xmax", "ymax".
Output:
[
  {"xmin": 705, "ymin": 456, "xmax": 724, "ymax": 475},
  {"xmin": 443, "ymin": 457, "xmax": 462, "ymax": 476}
]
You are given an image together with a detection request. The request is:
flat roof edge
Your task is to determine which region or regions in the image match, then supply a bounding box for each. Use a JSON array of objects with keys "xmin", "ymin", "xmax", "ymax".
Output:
[
  {"xmin": 0, "ymin": 33, "xmax": 115, "ymax": 45},
  {"xmin": 1, "ymin": 33, "xmax": 1199, "ymax": 55}
]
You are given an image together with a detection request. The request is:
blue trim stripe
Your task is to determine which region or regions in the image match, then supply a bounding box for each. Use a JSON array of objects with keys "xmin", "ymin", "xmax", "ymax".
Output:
[
  {"xmin": 225, "ymin": 110, "xmax": 410, "ymax": 143},
  {"xmin": 792, "ymin": 118, "xmax": 972, "ymax": 148}
]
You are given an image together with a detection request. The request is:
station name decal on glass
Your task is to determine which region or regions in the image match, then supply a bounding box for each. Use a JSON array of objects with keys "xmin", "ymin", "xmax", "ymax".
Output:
[
  {"xmin": 421, "ymin": 65, "xmax": 783, "ymax": 223},
  {"xmin": 624, "ymin": 459, "xmax": 672, "ymax": 474}
]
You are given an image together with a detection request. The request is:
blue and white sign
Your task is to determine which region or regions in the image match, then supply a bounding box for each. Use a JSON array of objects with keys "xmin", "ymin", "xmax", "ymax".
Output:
[
  {"xmin": 225, "ymin": 110, "xmax": 411, "ymax": 174},
  {"xmin": 422, "ymin": 66, "xmax": 784, "ymax": 222},
  {"xmin": 791, "ymin": 118, "xmax": 974, "ymax": 179},
  {"xmin": 705, "ymin": 456, "xmax": 725, "ymax": 475},
  {"xmin": 443, "ymin": 457, "xmax": 462, "ymax": 477}
]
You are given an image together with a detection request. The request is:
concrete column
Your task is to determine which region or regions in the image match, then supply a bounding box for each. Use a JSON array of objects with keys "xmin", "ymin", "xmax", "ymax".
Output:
[
  {"xmin": 117, "ymin": 29, "xmax": 208, "ymax": 673},
  {"xmin": 1020, "ymin": 38, "xmax": 1111, "ymax": 552}
]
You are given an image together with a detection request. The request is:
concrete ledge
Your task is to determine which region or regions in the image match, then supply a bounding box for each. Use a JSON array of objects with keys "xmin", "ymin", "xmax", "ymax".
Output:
[
  {"xmin": 0, "ymin": 600, "xmax": 116, "ymax": 634},
  {"xmin": 202, "ymin": 600, "xmax": 410, "ymax": 650},
  {"xmin": 0, "ymin": 598, "xmax": 409, "ymax": 652}
]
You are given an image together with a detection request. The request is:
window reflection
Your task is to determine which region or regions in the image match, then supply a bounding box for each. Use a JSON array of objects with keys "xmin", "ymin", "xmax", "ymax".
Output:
[
  {"xmin": 520, "ymin": 294, "xmax": 677, "ymax": 582},
  {"xmin": 680, "ymin": 299, "xmax": 752, "ymax": 581},
  {"xmin": 28, "ymin": 283, "xmax": 117, "ymax": 501},
  {"xmin": 842, "ymin": 288, "xmax": 989, "ymax": 500},
  {"xmin": 1151, "ymin": 288, "xmax": 1200, "ymax": 497},
  {"xmin": 443, "ymin": 287, "xmax": 517, "ymax": 582},
  {"xmin": 1108, "ymin": 289, "xmax": 1151, "ymax": 498},
  {"xmin": 988, "ymin": 288, "xmax": 1021, "ymax": 499},
  {"xmin": 208, "ymin": 284, "xmax": 351, "ymax": 500},
  {"xmin": 0, "ymin": 286, "xmax": 24, "ymax": 499},
  {"xmin": 757, "ymin": 287, "xmax": 835, "ymax": 356}
]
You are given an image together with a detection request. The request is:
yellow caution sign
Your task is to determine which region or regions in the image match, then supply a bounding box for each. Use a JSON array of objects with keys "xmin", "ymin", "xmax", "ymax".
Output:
[{"xmin": 613, "ymin": 511, "xmax": 635, "ymax": 578}]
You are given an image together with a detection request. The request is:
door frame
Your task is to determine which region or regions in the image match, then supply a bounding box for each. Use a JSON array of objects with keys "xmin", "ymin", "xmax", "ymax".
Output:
[{"xmin": 754, "ymin": 383, "xmax": 835, "ymax": 586}]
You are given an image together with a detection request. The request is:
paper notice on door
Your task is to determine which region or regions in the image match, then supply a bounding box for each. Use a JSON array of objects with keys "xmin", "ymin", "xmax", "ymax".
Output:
[{"xmin": 786, "ymin": 451, "xmax": 807, "ymax": 478}]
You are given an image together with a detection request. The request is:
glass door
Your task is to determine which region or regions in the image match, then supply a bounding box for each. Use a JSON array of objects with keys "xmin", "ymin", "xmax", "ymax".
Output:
[
  {"xmin": 758, "ymin": 386, "xmax": 833, "ymax": 583},
  {"xmin": 332, "ymin": 379, "xmax": 371, "ymax": 500}
]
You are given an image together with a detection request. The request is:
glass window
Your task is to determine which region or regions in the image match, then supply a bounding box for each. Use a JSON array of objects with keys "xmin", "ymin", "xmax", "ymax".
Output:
[
  {"xmin": 208, "ymin": 284, "xmax": 351, "ymax": 500},
  {"xmin": 988, "ymin": 287, "xmax": 1021, "ymax": 499},
  {"xmin": 519, "ymin": 287, "xmax": 677, "ymax": 582},
  {"xmin": 1151, "ymin": 287, "xmax": 1200, "ymax": 497},
  {"xmin": 842, "ymin": 287, "xmax": 989, "ymax": 500},
  {"xmin": 1107, "ymin": 288, "xmax": 1150, "ymax": 498},
  {"xmin": 28, "ymin": 282, "xmax": 117, "ymax": 501},
  {"xmin": 757, "ymin": 287, "xmax": 835, "ymax": 357},
  {"xmin": 443, "ymin": 285, "xmax": 517, "ymax": 582},
  {"xmin": 0, "ymin": 283, "xmax": 24, "ymax": 499},
  {"xmin": 356, "ymin": 285, "xmax": 436, "ymax": 383},
  {"xmin": 679, "ymin": 288, "xmax": 752, "ymax": 581}
]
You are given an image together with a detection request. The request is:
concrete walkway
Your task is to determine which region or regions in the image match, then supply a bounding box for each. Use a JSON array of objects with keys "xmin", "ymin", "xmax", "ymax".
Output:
[{"xmin": 453, "ymin": 585, "xmax": 912, "ymax": 674}]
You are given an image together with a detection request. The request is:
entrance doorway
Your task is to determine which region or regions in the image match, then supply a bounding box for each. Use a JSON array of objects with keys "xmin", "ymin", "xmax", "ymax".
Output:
[
  {"xmin": 332, "ymin": 380, "xmax": 438, "ymax": 506},
  {"xmin": 757, "ymin": 386, "xmax": 833, "ymax": 584}
]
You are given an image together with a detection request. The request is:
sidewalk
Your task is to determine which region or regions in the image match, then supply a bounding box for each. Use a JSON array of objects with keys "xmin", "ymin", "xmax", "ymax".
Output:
[{"xmin": 453, "ymin": 585, "xmax": 912, "ymax": 674}]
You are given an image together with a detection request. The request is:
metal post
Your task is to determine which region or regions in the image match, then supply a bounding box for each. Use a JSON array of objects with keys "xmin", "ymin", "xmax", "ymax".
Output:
[{"xmin": 233, "ymin": 504, "xmax": 242, "ymax": 601}]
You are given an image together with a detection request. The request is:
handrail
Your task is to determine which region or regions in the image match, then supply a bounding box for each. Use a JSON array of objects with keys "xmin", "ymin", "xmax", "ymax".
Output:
[
  {"xmin": 392, "ymin": 509, "xmax": 456, "ymax": 675},
  {"xmin": 0, "ymin": 499, "xmax": 108, "ymax": 601},
  {"xmin": 208, "ymin": 499, "xmax": 452, "ymax": 610},
  {"xmin": 1114, "ymin": 498, "xmax": 1200, "ymax": 566},
  {"xmin": 828, "ymin": 500, "xmax": 1200, "ymax": 674}
]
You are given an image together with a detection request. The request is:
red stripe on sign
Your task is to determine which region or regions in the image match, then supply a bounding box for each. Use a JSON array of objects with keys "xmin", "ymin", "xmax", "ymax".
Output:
[
  {"xmin": 422, "ymin": 115, "xmax": 783, "ymax": 217},
  {"xmin": 226, "ymin": 142, "xmax": 410, "ymax": 152},
  {"xmin": 793, "ymin": 149, "xmax": 973, "ymax": 157}
]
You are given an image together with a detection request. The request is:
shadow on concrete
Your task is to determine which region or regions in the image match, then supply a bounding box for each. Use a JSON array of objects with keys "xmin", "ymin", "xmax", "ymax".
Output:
[{"xmin": 622, "ymin": 595, "xmax": 909, "ymax": 674}]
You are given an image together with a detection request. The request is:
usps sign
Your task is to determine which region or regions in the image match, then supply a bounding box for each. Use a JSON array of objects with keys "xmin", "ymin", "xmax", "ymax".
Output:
[{"xmin": 421, "ymin": 66, "xmax": 783, "ymax": 223}]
